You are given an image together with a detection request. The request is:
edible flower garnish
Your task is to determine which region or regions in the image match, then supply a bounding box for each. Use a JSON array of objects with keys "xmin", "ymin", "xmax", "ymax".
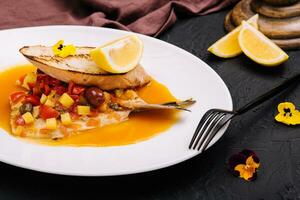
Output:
[
  {"xmin": 275, "ymin": 102, "xmax": 300, "ymax": 125},
  {"xmin": 52, "ymin": 40, "xmax": 76, "ymax": 58},
  {"xmin": 228, "ymin": 149, "xmax": 260, "ymax": 181}
]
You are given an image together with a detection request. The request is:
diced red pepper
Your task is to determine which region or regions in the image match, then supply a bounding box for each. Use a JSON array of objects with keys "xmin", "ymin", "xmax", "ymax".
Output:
[
  {"xmin": 10, "ymin": 91, "xmax": 26, "ymax": 103},
  {"xmin": 72, "ymin": 85, "xmax": 85, "ymax": 95},
  {"xmin": 67, "ymin": 81, "xmax": 75, "ymax": 94},
  {"xmin": 27, "ymin": 82, "xmax": 36, "ymax": 89},
  {"xmin": 23, "ymin": 95, "xmax": 40, "ymax": 106},
  {"xmin": 48, "ymin": 77, "xmax": 61, "ymax": 87},
  {"xmin": 39, "ymin": 105, "xmax": 59, "ymax": 120},
  {"xmin": 53, "ymin": 85, "xmax": 66, "ymax": 95},
  {"xmin": 15, "ymin": 115, "xmax": 25, "ymax": 126},
  {"xmin": 70, "ymin": 112, "xmax": 80, "ymax": 120},
  {"xmin": 70, "ymin": 95, "xmax": 80, "ymax": 102},
  {"xmin": 32, "ymin": 86, "xmax": 41, "ymax": 96},
  {"xmin": 68, "ymin": 103, "xmax": 78, "ymax": 113},
  {"xmin": 44, "ymin": 84, "xmax": 51, "ymax": 95},
  {"xmin": 18, "ymin": 75, "xmax": 26, "ymax": 84},
  {"xmin": 37, "ymin": 74, "xmax": 48, "ymax": 81}
]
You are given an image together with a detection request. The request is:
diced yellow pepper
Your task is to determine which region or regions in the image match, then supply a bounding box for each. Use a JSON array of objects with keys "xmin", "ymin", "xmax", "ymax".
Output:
[
  {"xmin": 61, "ymin": 113, "xmax": 72, "ymax": 125},
  {"xmin": 46, "ymin": 118, "xmax": 57, "ymax": 130},
  {"xmin": 15, "ymin": 126, "xmax": 24, "ymax": 136},
  {"xmin": 45, "ymin": 99, "xmax": 55, "ymax": 107},
  {"xmin": 59, "ymin": 93, "xmax": 74, "ymax": 108},
  {"xmin": 22, "ymin": 72, "xmax": 37, "ymax": 90},
  {"xmin": 40, "ymin": 94, "xmax": 47, "ymax": 104},
  {"xmin": 48, "ymin": 90, "xmax": 56, "ymax": 99},
  {"xmin": 77, "ymin": 106, "xmax": 90, "ymax": 115},
  {"xmin": 22, "ymin": 112, "xmax": 35, "ymax": 124},
  {"xmin": 33, "ymin": 106, "xmax": 40, "ymax": 118}
]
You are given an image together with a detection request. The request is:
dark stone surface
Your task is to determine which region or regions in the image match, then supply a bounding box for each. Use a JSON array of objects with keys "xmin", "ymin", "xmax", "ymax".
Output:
[{"xmin": 1, "ymin": 9, "xmax": 300, "ymax": 200}]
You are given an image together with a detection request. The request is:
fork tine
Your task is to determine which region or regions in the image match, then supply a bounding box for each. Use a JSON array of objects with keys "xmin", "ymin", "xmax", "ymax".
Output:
[
  {"xmin": 188, "ymin": 109, "xmax": 216, "ymax": 149},
  {"xmin": 198, "ymin": 114, "xmax": 233, "ymax": 152},
  {"xmin": 196, "ymin": 113, "xmax": 226, "ymax": 151},
  {"xmin": 191, "ymin": 111, "xmax": 220, "ymax": 149}
]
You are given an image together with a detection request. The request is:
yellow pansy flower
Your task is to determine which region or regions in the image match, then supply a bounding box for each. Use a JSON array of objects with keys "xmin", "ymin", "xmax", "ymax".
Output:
[
  {"xmin": 234, "ymin": 156, "xmax": 260, "ymax": 181},
  {"xmin": 52, "ymin": 40, "xmax": 76, "ymax": 58},
  {"xmin": 228, "ymin": 149, "xmax": 260, "ymax": 181},
  {"xmin": 275, "ymin": 102, "xmax": 300, "ymax": 125}
]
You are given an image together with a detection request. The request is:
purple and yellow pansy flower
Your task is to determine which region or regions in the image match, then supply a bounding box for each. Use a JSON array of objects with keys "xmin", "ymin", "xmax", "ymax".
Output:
[{"xmin": 228, "ymin": 149, "xmax": 260, "ymax": 181}]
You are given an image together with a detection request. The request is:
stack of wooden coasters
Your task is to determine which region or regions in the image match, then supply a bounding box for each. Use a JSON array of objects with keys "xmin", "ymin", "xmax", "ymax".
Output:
[{"xmin": 225, "ymin": 0, "xmax": 300, "ymax": 49}]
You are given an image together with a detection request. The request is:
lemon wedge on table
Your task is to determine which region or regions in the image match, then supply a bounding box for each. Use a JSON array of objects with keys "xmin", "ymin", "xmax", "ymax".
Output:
[
  {"xmin": 90, "ymin": 35, "xmax": 143, "ymax": 73},
  {"xmin": 208, "ymin": 14, "xmax": 258, "ymax": 58},
  {"xmin": 238, "ymin": 21, "xmax": 289, "ymax": 66}
]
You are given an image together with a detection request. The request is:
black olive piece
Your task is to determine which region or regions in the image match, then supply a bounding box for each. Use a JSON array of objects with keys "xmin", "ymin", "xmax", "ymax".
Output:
[
  {"xmin": 19, "ymin": 103, "xmax": 33, "ymax": 114},
  {"xmin": 84, "ymin": 87, "xmax": 105, "ymax": 107}
]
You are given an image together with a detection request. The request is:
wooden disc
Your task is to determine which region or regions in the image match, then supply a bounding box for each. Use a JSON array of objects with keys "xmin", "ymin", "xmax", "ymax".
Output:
[
  {"xmin": 231, "ymin": 0, "xmax": 300, "ymax": 39},
  {"xmin": 224, "ymin": 11, "xmax": 236, "ymax": 32},
  {"xmin": 262, "ymin": 0, "xmax": 299, "ymax": 6},
  {"xmin": 224, "ymin": 6, "xmax": 300, "ymax": 49},
  {"xmin": 273, "ymin": 38, "xmax": 300, "ymax": 49},
  {"xmin": 251, "ymin": 0, "xmax": 300, "ymax": 18}
]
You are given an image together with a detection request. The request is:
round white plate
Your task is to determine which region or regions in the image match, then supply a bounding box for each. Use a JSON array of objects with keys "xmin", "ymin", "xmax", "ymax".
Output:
[{"xmin": 0, "ymin": 26, "xmax": 232, "ymax": 176}]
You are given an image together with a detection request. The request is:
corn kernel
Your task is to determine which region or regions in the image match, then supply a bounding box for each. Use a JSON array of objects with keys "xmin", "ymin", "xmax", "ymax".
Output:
[
  {"xmin": 46, "ymin": 118, "xmax": 57, "ymax": 130},
  {"xmin": 33, "ymin": 106, "xmax": 40, "ymax": 118},
  {"xmin": 61, "ymin": 113, "xmax": 72, "ymax": 125},
  {"xmin": 40, "ymin": 94, "xmax": 47, "ymax": 104},
  {"xmin": 59, "ymin": 93, "xmax": 74, "ymax": 108},
  {"xmin": 22, "ymin": 112, "xmax": 35, "ymax": 124},
  {"xmin": 45, "ymin": 99, "xmax": 55, "ymax": 107},
  {"xmin": 77, "ymin": 105, "xmax": 90, "ymax": 115}
]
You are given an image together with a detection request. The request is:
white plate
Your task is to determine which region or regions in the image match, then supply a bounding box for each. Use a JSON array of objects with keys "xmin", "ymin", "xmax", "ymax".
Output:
[{"xmin": 0, "ymin": 26, "xmax": 232, "ymax": 176}]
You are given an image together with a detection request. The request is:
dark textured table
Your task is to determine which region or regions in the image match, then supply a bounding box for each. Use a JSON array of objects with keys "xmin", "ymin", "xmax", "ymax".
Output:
[{"xmin": 1, "ymin": 9, "xmax": 300, "ymax": 200}]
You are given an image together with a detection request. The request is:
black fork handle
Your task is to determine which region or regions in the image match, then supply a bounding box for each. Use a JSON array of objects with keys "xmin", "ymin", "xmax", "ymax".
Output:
[{"xmin": 236, "ymin": 73, "xmax": 300, "ymax": 115}]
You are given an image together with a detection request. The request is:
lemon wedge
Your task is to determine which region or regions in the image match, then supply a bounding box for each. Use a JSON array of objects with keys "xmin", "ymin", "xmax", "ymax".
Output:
[
  {"xmin": 208, "ymin": 14, "xmax": 258, "ymax": 58},
  {"xmin": 90, "ymin": 35, "xmax": 143, "ymax": 73},
  {"xmin": 238, "ymin": 21, "xmax": 289, "ymax": 66}
]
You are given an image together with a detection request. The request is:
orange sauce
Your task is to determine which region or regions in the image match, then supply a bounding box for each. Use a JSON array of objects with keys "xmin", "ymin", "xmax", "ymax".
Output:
[{"xmin": 0, "ymin": 65, "xmax": 179, "ymax": 147}]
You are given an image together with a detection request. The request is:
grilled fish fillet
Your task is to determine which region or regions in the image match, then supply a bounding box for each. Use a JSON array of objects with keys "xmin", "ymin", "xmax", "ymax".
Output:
[{"xmin": 19, "ymin": 46, "xmax": 151, "ymax": 90}]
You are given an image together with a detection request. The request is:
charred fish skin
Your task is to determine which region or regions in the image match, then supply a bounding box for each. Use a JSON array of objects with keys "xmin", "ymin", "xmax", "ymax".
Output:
[{"xmin": 19, "ymin": 45, "xmax": 151, "ymax": 90}]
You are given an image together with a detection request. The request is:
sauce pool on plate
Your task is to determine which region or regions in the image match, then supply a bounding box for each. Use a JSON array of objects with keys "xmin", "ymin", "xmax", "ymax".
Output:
[{"xmin": 0, "ymin": 65, "xmax": 179, "ymax": 147}]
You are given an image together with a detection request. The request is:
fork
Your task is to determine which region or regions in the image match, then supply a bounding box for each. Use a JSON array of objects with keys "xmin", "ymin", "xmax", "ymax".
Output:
[{"xmin": 189, "ymin": 73, "xmax": 300, "ymax": 152}]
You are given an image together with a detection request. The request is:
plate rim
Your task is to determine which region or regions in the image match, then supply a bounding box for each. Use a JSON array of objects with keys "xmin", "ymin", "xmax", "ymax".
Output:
[{"xmin": 0, "ymin": 25, "xmax": 233, "ymax": 176}]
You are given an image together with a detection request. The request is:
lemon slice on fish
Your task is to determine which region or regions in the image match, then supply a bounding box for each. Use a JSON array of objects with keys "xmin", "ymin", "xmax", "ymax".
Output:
[{"xmin": 90, "ymin": 35, "xmax": 143, "ymax": 73}]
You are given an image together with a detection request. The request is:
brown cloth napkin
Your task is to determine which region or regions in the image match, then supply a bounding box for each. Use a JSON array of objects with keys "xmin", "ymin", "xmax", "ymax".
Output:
[{"xmin": 0, "ymin": 0, "xmax": 238, "ymax": 37}]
